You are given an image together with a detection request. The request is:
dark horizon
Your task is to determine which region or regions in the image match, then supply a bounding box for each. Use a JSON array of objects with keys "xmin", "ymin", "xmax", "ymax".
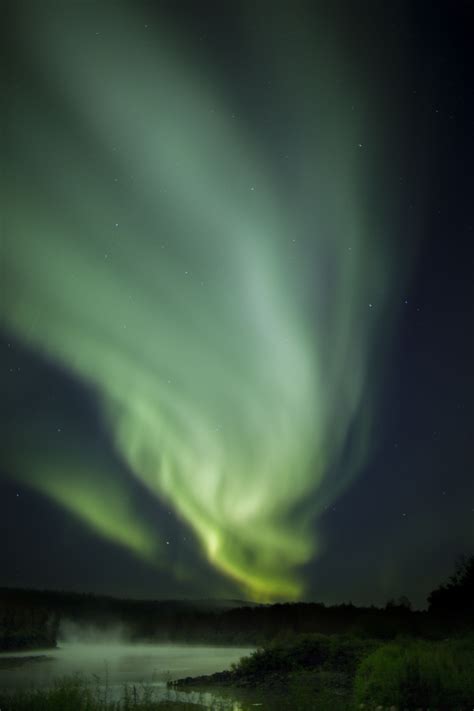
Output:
[{"xmin": 0, "ymin": 550, "xmax": 464, "ymax": 612}]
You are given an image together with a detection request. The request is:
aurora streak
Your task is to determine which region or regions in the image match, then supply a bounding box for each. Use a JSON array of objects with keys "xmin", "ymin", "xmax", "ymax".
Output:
[{"xmin": 3, "ymin": 3, "xmax": 399, "ymax": 600}]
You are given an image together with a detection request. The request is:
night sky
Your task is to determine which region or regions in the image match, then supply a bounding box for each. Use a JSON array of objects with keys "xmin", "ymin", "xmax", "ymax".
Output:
[{"xmin": 2, "ymin": 1, "xmax": 473, "ymax": 609}]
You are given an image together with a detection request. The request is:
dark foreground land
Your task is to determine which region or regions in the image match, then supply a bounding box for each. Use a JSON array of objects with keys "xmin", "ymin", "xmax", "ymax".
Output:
[
  {"xmin": 0, "ymin": 556, "xmax": 473, "ymax": 709},
  {"xmin": 0, "ymin": 633, "xmax": 473, "ymax": 709},
  {"xmin": 173, "ymin": 632, "xmax": 474, "ymax": 709}
]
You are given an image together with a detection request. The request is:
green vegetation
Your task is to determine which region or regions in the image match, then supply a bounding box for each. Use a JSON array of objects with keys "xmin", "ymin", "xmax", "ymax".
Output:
[
  {"xmin": 354, "ymin": 636, "xmax": 474, "ymax": 708},
  {"xmin": 226, "ymin": 635, "xmax": 373, "ymax": 709},
  {"xmin": 0, "ymin": 677, "xmax": 209, "ymax": 711},
  {"xmin": 174, "ymin": 633, "xmax": 474, "ymax": 709},
  {"xmin": 231, "ymin": 633, "xmax": 376, "ymax": 679}
]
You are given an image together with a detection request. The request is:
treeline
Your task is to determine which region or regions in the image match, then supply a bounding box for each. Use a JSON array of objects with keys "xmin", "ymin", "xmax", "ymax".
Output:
[
  {"xmin": 0, "ymin": 593, "xmax": 59, "ymax": 651},
  {"xmin": 1, "ymin": 555, "xmax": 472, "ymax": 651}
]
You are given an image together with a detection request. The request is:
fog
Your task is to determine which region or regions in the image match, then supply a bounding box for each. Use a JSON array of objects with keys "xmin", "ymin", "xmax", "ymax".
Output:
[{"xmin": 0, "ymin": 624, "xmax": 253, "ymax": 707}]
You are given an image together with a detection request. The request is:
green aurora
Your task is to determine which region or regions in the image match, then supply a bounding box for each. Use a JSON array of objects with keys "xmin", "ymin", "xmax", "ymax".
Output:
[{"xmin": 3, "ymin": 3, "xmax": 403, "ymax": 600}]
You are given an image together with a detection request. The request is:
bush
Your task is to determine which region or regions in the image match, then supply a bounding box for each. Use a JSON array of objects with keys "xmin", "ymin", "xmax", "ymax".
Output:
[
  {"xmin": 354, "ymin": 636, "xmax": 474, "ymax": 707},
  {"xmin": 232, "ymin": 634, "xmax": 377, "ymax": 680}
]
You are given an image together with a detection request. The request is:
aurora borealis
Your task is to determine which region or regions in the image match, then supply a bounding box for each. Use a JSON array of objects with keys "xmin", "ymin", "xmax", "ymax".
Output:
[{"xmin": 2, "ymin": 1, "xmax": 473, "ymax": 607}]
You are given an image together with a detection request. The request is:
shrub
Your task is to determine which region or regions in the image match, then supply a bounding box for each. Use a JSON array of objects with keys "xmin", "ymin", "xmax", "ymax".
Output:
[
  {"xmin": 232, "ymin": 633, "xmax": 377, "ymax": 680},
  {"xmin": 354, "ymin": 636, "xmax": 474, "ymax": 707}
]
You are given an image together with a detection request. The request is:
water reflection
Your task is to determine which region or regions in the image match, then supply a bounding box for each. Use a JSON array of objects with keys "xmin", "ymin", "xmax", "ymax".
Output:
[{"xmin": 0, "ymin": 643, "xmax": 254, "ymax": 709}]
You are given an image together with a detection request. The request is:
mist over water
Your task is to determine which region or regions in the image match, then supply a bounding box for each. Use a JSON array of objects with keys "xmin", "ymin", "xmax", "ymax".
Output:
[
  {"xmin": 0, "ymin": 643, "xmax": 251, "ymax": 683},
  {"xmin": 0, "ymin": 631, "xmax": 252, "ymax": 707}
]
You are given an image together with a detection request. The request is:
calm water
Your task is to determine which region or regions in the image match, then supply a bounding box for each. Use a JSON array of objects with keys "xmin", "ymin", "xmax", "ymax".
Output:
[{"xmin": 0, "ymin": 643, "xmax": 254, "ymax": 708}]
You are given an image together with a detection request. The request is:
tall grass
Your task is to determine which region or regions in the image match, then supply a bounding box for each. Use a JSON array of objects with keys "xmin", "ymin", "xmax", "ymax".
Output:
[
  {"xmin": 0, "ymin": 676, "xmax": 212, "ymax": 710},
  {"xmin": 354, "ymin": 635, "xmax": 474, "ymax": 707}
]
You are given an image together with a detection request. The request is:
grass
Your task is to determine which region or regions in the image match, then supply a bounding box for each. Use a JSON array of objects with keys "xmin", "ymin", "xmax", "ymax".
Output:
[
  {"xmin": 2, "ymin": 635, "xmax": 473, "ymax": 709},
  {"xmin": 354, "ymin": 635, "xmax": 474, "ymax": 708},
  {"xmin": 0, "ymin": 676, "xmax": 215, "ymax": 710}
]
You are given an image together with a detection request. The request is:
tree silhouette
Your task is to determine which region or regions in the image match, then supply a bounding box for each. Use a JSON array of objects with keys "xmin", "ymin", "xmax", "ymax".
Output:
[{"xmin": 428, "ymin": 555, "xmax": 474, "ymax": 617}]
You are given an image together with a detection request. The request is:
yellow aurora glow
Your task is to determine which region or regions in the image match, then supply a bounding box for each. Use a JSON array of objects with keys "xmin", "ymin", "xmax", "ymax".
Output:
[{"xmin": 3, "ymin": 2, "xmax": 398, "ymax": 600}]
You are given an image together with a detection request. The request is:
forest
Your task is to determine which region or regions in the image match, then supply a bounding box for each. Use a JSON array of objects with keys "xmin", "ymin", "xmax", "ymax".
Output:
[{"xmin": 1, "ymin": 555, "xmax": 472, "ymax": 651}]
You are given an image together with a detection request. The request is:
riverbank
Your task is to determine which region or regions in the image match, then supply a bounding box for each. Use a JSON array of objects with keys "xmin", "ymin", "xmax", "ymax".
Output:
[
  {"xmin": 172, "ymin": 633, "xmax": 474, "ymax": 709},
  {"xmin": 0, "ymin": 633, "xmax": 473, "ymax": 709}
]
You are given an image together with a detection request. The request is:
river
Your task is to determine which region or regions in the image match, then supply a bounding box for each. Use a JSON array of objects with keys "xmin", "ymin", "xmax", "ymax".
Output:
[{"xmin": 0, "ymin": 642, "xmax": 254, "ymax": 708}]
